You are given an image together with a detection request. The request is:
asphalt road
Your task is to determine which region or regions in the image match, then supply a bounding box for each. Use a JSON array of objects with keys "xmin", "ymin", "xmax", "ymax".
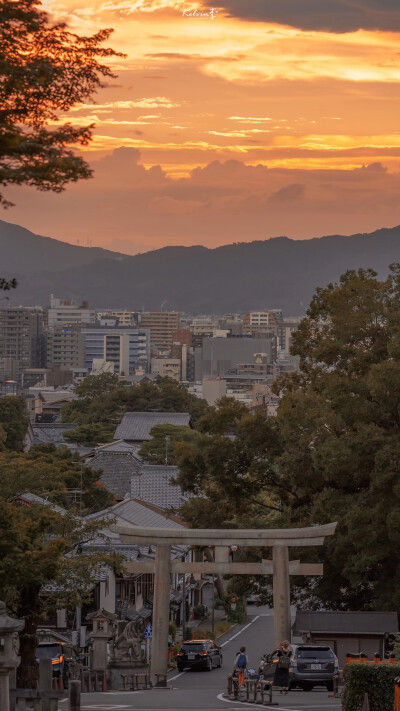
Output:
[{"xmin": 60, "ymin": 607, "xmax": 342, "ymax": 711}]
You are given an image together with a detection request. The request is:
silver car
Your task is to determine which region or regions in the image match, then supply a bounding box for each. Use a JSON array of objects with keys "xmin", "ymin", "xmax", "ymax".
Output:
[{"xmin": 290, "ymin": 644, "xmax": 339, "ymax": 691}]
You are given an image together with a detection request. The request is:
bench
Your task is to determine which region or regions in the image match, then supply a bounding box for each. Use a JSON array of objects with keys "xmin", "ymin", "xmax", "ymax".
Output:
[
  {"xmin": 121, "ymin": 672, "xmax": 151, "ymax": 690},
  {"xmin": 245, "ymin": 678, "xmax": 274, "ymax": 705}
]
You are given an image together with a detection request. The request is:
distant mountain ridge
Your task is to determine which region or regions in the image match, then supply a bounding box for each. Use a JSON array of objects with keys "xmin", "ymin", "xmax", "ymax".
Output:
[{"xmin": 1, "ymin": 219, "xmax": 400, "ymax": 315}]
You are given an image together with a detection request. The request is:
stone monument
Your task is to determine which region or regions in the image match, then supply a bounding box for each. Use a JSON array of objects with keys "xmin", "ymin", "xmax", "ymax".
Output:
[
  {"xmin": 108, "ymin": 616, "xmax": 149, "ymax": 689},
  {"xmin": 0, "ymin": 601, "xmax": 24, "ymax": 711}
]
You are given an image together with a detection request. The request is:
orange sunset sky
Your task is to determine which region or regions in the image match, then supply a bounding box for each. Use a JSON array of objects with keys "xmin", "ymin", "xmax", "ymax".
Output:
[{"xmin": 7, "ymin": 0, "xmax": 400, "ymax": 254}]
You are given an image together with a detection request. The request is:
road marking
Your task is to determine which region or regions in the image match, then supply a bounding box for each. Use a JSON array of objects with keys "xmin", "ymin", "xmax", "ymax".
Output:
[
  {"xmin": 168, "ymin": 670, "xmax": 187, "ymax": 681},
  {"xmin": 220, "ymin": 617, "xmax": 260, "ymax": 647},
  {"xmin": 217, "ymin": 692, "xmax": 293, "ymax": 709}
]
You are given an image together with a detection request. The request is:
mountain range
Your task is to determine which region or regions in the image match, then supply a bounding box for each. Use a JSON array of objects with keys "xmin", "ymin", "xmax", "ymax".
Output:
[{"xmin": 1, "ymin": 219, "xmax": 400, "ymax": 315}]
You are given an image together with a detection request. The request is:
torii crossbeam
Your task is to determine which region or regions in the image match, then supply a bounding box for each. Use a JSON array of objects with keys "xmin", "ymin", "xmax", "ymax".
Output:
[{"xmin": 112, "ymin": 523, "xmax": 337, "ymax": 686}]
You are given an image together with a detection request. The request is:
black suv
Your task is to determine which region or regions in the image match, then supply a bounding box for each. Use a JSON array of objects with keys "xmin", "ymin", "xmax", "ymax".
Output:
[
  {"xmin": 176, "ymin": 640, "xmax": 223, "ymax": 672},
  {"xmin": 291, "ymin": 644, "xmax": 339, "ymax": 691}
]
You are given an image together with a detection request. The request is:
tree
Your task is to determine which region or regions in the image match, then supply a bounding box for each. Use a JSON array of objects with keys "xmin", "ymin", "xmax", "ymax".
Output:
[
  {"xmin": 0, "ymin": 501, "xmax": 122, "ymax": 687},
  {"xmin": 274, "ymin": 266, "xmax": 400, "ymax": 610},
  {"xmin": 0, "ymin": 0, "xmax": 122, "ymax": 207},
  {"xmin": 139, "ymin": 424, "xmax": 200, "ymax": 465},
  {"xmin": 0, "ymin": 441, "xmax": 119, "ymax": 686},
  {"xmin": 63, "ymin": 423, "xmax": 108, "ymax": 448},
  {"xmin": 175, "ymin": 398, "xmax": 281, "ymax": 528},
  {"xmin": 0, "ymin": 443, "xmax": 115, "ymax": 512},
  {"xmin": 74, "ymin": 373, "xmax": 121, "ymax": 401},
  {"xmin": 0, "ymin": 396, "xmax": 29, "ymax": 450},
  {"xmin": 61, "ymin": 377, "xmax": 209, "ymax": 431}
]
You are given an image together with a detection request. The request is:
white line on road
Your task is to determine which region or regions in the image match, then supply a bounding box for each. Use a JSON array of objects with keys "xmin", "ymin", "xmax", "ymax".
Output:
[
  {"xmin": 217, "ymin": 692, "xmax": 293, "ymax": 710},
  {"xmin": 168, "ymin": 670, "xmax": 187, "ymax": 681},
  {"xmin": 220, "ymin": 617, "xmax": 260, "ymax": 647}
]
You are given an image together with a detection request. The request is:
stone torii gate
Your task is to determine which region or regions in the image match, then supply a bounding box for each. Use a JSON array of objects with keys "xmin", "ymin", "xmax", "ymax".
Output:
[{"xmin": 113, "ymin": 523, "xmax": 337, "ymax": 686}]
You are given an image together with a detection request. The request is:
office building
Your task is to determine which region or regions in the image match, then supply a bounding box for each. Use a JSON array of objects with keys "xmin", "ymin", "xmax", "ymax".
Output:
[
  {"xmin": 196, "ymin": 335, "xmax": 277, "ymax": 380},
  {"xmin": 82, "ymin": 326, "xmax": 150, "ymax": 376}
]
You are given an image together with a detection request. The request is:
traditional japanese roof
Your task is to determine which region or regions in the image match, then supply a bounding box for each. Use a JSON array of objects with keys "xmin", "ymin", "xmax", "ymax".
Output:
[
  {"xmin": 87, "ymin": 497, "xmax": 186, "ymax": 530},
  {"xmin": 14, "ymin": 492, "xmax": 67, "ymax": 516},
  {"xmin": 130, "ymin": 465, "xmax": 187, "ymax": 510},
  {"xmin": 88, "ymin": 450, "xmax": 143, "ymax": 500},
  {"xmin": 114, "ymin": 412, "xmax": 191, "ymax": 442},
  {"xmin": 32, "ymin": 422, "xmax": 78, "ymax": 444},
  {"xmin": 294, "ymin": 611, "xmax": 399, "ymax": 635}
]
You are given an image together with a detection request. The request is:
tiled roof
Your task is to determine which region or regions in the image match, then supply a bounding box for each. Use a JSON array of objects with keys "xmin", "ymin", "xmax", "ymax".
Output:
[
  {"xmin": 88, "ymin": 498, "xmax": 185, "ymax": 530},
  {"xmin": 294, "ymin": 611, "xmax": 399, "ymax": 635},
  {"xmin": 15, "ymin": 492, "xmax": 67, "ymax": 516},
  {"xmin": 130, "ymin": 465, "xmax": 187, "ymax": 510},
  {"xmin": 88, "ymin": 451, "xmax": 143, "ymax": 500},
  {"xmin": 114, "ymin": 412, "xmax": 191, "ymax": 442},
  {"xmin": 32, "ymin": 423, "xmax": 78, "ymax": 444},
  {"xmin": 32, "ymin": 423, "xmax": 92, "ymax": 455},
  {"xmin": 93, "ymin": 440, "xmax": 141, "ymax": 455}
]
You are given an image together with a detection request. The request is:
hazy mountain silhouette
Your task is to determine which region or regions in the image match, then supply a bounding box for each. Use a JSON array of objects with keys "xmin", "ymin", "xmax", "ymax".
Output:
[{"xmin": 1, "ymin": 219, "xmax": 400, "ymax": 315}]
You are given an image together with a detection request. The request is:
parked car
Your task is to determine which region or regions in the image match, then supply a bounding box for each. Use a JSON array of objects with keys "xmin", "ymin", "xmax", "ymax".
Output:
[
  {"xmin": 290, "ymin": 644, "xmax": 339, "ymax": 691},
  {"xmin": 176, "ymin": 639, "xmax": 223, "ymax": 672},
  {"xmin": 36, "ymin": 642, "xmax": 76, "ymax": 687}
]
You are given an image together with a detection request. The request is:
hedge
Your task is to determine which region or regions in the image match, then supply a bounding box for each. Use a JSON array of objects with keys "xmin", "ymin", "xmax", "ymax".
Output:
[{"xmin": 342, "ymin": 663, "xmax": 400, "ymax": 711}]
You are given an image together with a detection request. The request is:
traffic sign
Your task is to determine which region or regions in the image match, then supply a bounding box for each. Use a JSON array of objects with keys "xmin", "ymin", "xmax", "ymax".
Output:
[{"xmin": 144, "ymin": 622, "xmax": 152, "ymax": 638}]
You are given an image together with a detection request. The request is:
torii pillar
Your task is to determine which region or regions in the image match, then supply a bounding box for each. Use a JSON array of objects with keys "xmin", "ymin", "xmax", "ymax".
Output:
[{"xmin": 112, "ymin": 523, "xmax": 337, "ymax": 686}]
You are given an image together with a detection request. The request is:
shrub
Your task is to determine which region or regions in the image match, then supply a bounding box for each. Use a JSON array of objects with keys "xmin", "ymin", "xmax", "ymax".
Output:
[
  {"xmin": 183, "ymin": 626, "xmax": 193, "ymax": 640},
  {"xmin": 342, "ymin": 663, "xmax": 400, "ymax": 711},
  {"xmin": 169, "ymin": 622, "xmax": 177, "ymax": 641},
  {"xmin": 193, "ymin": 604, "xmax": 208, "ymax": 620}
]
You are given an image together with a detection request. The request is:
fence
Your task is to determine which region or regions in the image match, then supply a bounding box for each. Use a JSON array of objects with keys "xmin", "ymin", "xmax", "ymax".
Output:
[{"xmin": 10, "ymin": 660, "xmax": 81, "ymax": 711}]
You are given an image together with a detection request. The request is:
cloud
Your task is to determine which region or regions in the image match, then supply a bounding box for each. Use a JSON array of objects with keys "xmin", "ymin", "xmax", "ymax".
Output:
[
  {"xmin": 269, "ymin": 183, "xmax": 306, "ymax": 202},
  {"xmin": 69, "ymin": 98, "xmax": 180, "ymax": 113},
  {"xmin": 215, "ymin": 0, "xmax": 400, "ymax": 33},
  {"xmin": 149, "ymin": 197, "xmax": 204, "ymax": 214},
  {"xmin": 7, "ymin": 149, "xmax": 400, "ymax": 251}
]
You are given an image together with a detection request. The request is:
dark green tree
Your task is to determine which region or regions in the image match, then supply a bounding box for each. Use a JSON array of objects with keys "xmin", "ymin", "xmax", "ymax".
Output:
[
  {"xmin": 139, "ymin": 423, "xmax": 200, "ymax": 465},
  {"xmin": 0, "ymin": 396, "xmax": 29, "ymax": 451},
  {"xmin": 0, "ymin": 0, "xmax": 122, "ymax": 207},
  {"xmin": 0, "ymin": 443, "xmax": 115, "ymax": 512},
  {"xmin": 61, "ymin": 377, "xmax": 209, "ymax": 430},
  {"xmin": 0, "ymin": 501, "xmax": 122, "ymax": 687},
  {"xmin": 275, "ymin": 266, "xmax": 400, "ymax": 610},
  {"xmin": 175, "ymin": 399, "xmax": 282, "ymax": 528}
]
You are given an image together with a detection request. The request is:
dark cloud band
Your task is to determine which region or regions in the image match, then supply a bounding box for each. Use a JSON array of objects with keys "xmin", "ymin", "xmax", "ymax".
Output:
[{"xmin": 215, "ymin": 0, "xmax": 400, "ymax": 33}]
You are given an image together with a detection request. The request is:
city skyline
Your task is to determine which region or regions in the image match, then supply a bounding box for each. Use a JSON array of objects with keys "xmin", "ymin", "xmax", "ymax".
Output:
[{"xmin": 4, "ymin": 0, "xmax": 400, "ymax": 252}]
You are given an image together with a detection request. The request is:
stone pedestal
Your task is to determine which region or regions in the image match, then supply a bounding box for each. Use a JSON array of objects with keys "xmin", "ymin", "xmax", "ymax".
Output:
[
  {"xmin": 0, "ymin": 601, "xmax": 25, "ymax": 711},
  {"xmin": 107, "ymin": 660, "xmax": 149, "ymax": 690}
]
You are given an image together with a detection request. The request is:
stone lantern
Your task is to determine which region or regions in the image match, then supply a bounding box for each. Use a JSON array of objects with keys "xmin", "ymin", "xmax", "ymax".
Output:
[
  {"xmin": 87, "ymin": 609, "xmax": 117, "ymax": 671},
  {"xmin": 0, "ymin": 601, "xmax": 25, "ymax": 711}
]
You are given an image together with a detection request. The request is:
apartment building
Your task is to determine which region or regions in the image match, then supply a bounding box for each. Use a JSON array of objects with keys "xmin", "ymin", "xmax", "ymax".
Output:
[
  {"xmin": 139, "ymin": 311, "xmax": 180, "ymax": 353},
  {"xmin": 151, "ymin": 357, "xmax": 181, "ymax": 381},
  {"xmin": 46, "ymin": 325, "xmax": 86, "ymax": 369},
  {"xmin": 47, "ymin": 295, "xmax": 96, "ymax": 328},
  {"xmin": 82, "ymin": 326, "xmax": 150, "ymax": 376},
  {"xmin": 243, "ymin": 310, "xmax": 282, "ymax": 338},
  {"xmin": 0, "ymin": 307, "xmax": 45, "ymax": 384}
]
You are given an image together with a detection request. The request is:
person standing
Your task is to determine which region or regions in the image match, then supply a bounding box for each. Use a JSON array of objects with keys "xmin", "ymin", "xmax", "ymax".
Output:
[
  {"xmin": 273, "ymin": 640, "xmax": 292, "ymax": 694},
  {"xmin": 234, "ymin": 646, "xmax": 249, "ymax": 687}
]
